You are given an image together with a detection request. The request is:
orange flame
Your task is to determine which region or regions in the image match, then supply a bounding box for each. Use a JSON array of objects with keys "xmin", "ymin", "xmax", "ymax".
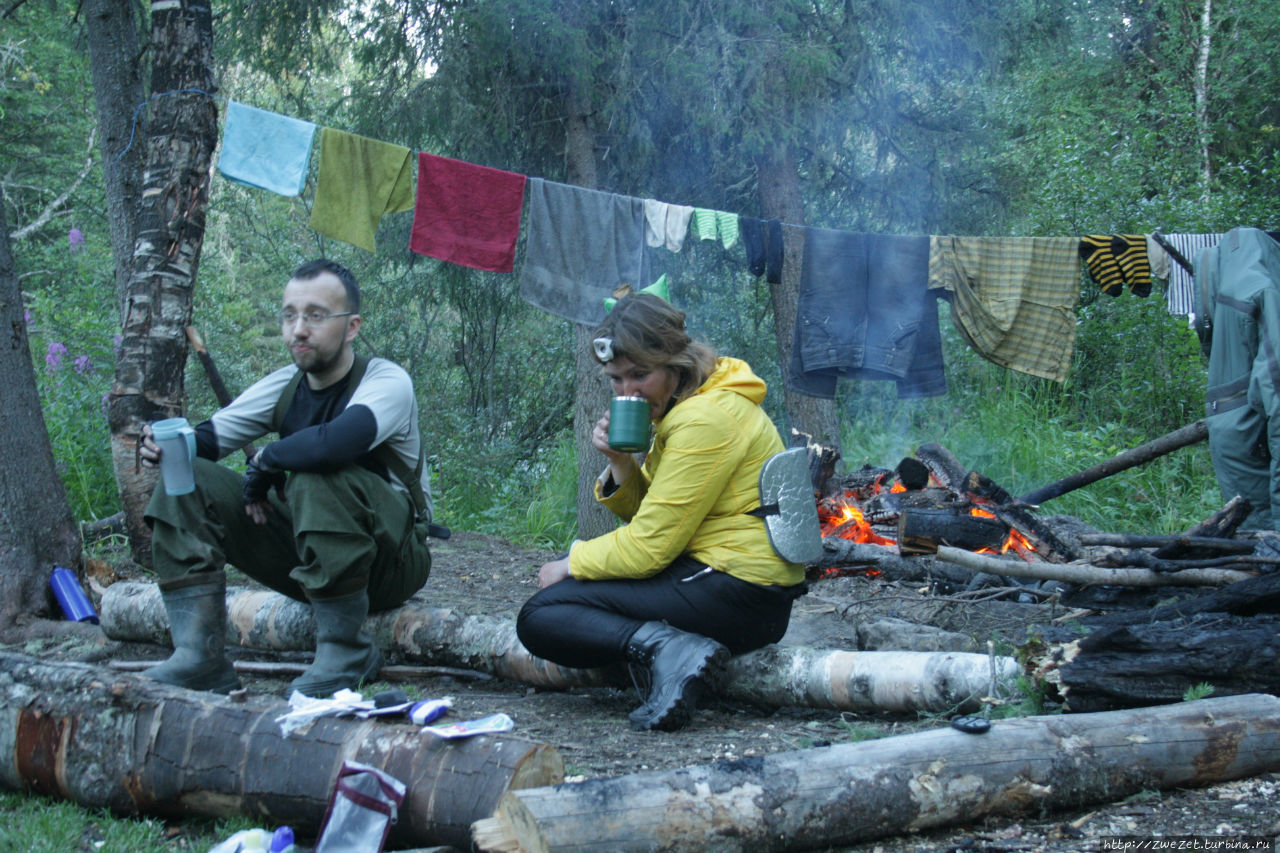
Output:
[{"xmin": 819, "ymin": 500, "xmax": 896, "ymax": 546}]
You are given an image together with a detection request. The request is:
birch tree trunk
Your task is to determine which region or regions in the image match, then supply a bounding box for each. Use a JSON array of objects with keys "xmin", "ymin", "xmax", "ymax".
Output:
[
  {"xmin": 99, "ymin": 583, "xmax": 1018, "ymax": 715},
  {"xmin": 1194, "ymin": 0, "xmax": 1213, "ymax": 197},
  {"xmin": 473, "ymin": 693, "xmax": 1280, "ymax": 853},
  {"xmin": 0, "ymin": 186, "xmax": 82, "ymax": 629},
  {"xmin": 106, "ymin": 0, "xmax": 217, "ymax": 564}
]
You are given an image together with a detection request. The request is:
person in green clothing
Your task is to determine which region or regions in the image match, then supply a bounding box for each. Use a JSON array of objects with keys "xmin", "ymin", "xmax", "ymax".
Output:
[
  {"xmin": 137, "ymin": 259, "xmax": 433, "ymax": 697},
  {"xmin": 1196, "ymin": 227, "xmax": 1280, "ymax": 529},
  {"xmin": 517, "ymin": 292, "xmax": 806, "ymax": 731}
]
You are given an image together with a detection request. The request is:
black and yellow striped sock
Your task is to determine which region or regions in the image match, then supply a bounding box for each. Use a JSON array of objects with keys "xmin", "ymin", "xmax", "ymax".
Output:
[
  {"xmin": 1112, "ymin": 234, "xmax": 1152, "ymax": 297},
  {"xmin": 1079, "ymin": 235, "xmax": 1124, "ymax": 296}
]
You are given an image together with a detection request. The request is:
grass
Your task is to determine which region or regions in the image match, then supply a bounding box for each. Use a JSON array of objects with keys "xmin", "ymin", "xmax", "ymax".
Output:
[{"xmin": 0, "ymin": 792, "xmax": 246, "ymax": 852}]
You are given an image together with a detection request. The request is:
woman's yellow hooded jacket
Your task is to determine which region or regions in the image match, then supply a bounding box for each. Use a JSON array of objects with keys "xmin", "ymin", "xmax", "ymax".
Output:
[{"xmin": 569, "ymin": 357, "xmax": 804, "ymax": 588}]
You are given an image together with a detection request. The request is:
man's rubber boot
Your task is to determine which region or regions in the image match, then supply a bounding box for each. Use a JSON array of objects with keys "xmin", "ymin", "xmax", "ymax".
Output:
[
  {"xmin": 625, "ymin": 621, "xmax": 728, "ymax": 731},
  {"xmin": 142, "ymin": 573, "xmax": 242, "ymax": 694},
  {"xmin": 289, "ymin": 589, "xmax": 384, "ymax": 698}
]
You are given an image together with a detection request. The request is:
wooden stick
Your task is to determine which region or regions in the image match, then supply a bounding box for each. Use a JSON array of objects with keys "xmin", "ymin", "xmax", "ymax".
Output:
[
  {"xmin": 935, "ymin": 545, "xmax": 1253, "ymax": 587},
  {"xmin": 1017, "ymin": 419, "xmax": 1208, "ymax": 506},
  {"xmin": 1151, "ymin": 231, "xmax": 1194, "ymax": 275},
  {"xmin": 108, "ymin": 658, "xmax": 494, "ymax": 682},
  {"xmin": 1080, "ymin": 533, "xmax": 1254, "ymax": 553},
  {"xmin": 184, "ymin": 325, "xmax": 255, "ymax": 460}
]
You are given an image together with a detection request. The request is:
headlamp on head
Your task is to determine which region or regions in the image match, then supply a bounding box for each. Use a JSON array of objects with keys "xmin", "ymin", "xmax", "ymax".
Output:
[{"xmin": 592, "ymin": 337, "xmax": 615, "ymax": 362}]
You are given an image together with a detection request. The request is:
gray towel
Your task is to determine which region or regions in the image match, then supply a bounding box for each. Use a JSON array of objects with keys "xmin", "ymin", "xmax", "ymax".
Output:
[{"xmin": 519, "ymin": 178, "xmax": 648, "ymax": 326}]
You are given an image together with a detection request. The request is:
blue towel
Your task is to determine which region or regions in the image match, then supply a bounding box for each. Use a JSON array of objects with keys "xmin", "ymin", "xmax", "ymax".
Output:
[{"xmin": 217, "ymin": 101, "xmax": 317, "ymax": 197}]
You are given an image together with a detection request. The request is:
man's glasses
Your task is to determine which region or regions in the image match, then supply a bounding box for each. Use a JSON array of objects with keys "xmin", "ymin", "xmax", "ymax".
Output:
[{"xmin": 279, "ymin": 310, "xmax": 355, "ymax": 328}]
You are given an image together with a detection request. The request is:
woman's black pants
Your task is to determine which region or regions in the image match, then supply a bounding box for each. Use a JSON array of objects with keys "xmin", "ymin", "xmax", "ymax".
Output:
[{"xmin": 516, "ymin": 555, "xmax": 804, "ymax": 668}]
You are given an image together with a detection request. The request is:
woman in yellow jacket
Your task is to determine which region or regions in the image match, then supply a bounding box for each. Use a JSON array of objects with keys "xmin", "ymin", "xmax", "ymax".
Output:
[{"xmin": 517, "ymin": 293, "xmax": 806, "ymax": 731}]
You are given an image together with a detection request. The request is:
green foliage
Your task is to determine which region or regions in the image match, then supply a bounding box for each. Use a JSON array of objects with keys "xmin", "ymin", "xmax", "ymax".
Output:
[
  {"xmin": 1183, "ymin": 682, "xmax": 1215, "ymax": 702},
  {"xmin": 988, "ymin": 675, "xmax": 1057, "ymax": 720},
  {"xmin": 22, "ymin": 245, "xmax": 120, "ymax": 522}
]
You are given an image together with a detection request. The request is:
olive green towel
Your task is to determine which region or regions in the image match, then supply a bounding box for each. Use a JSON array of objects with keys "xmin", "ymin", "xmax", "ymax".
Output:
[{"xmin": 310, "ymin": 127, "xmax": 414, "ymax": 253}]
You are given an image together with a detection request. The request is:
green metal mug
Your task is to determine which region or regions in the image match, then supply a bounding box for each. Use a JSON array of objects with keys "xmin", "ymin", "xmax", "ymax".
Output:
[{"xmin": 608, "ymin": 396, "xmax": 651, "ymax": 452}]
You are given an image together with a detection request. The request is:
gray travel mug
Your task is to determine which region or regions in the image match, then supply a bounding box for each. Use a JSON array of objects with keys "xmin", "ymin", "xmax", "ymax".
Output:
[{"xmin": 608, "ymin": 396, "xmax": 651, "ymax": 452}]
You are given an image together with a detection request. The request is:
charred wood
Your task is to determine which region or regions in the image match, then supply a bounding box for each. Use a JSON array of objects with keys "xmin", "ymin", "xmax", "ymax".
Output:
[
  {"xmin": 1039, "ymin": 615, "xmax": 1280, "ymax": 712},
  {"xmin": 1154, "ymin": 496, "xmax": 1253, "ymax": 559},
  {"xmin": 896, "ymin": 507, "xmax": 1009, "ymax": 555},
  {"xmin": 791, "ymin": 429, "xmax": 840, "ymax": 493},
  {"xmin": 1081, "ymin": 533, "xmax": 1255, "ymax": 554},
  {"xmin": 915, "ymin": 442, "xmax": 968, "ymax": 489}
]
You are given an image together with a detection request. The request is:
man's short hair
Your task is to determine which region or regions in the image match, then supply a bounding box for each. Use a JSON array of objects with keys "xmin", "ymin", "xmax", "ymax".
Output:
[{"xmin": 292, "ymin": 259, "xmax": 360, "ymax": 313}]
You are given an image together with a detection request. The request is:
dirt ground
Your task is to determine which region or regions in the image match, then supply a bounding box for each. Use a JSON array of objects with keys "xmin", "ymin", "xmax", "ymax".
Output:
[{"xmin": 20, "ymin": 530, "xmax": 1280, "ymax": 851}]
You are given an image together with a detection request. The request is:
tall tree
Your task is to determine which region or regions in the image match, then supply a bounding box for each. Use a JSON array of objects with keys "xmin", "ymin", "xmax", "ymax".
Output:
[
  {"xmin": 104, "ymin": 0, "xmax": 217, "ymax": 563},
  {"xmin": 0, "ymin": 184, "xmax": 81, "ymax": 631},
  {"xmin": 84, "ymin": 0, "xmax": 146, "ymax": 309}
]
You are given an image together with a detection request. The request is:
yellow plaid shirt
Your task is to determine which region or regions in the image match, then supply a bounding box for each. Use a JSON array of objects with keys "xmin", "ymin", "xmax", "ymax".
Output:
[{"xmin": 928, "ymin": 235, "xmax": 1081, "ymax": 382}]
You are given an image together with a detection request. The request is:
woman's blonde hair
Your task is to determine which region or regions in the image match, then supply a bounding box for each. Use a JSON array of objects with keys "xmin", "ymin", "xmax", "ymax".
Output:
[{"xmin": 592, "ymin": 293, "xmax": 717, "ymax": 401}]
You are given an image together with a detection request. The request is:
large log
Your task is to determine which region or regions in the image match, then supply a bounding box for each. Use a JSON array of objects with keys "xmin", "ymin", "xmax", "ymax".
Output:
[
  {"xmin": 1043, "ymin": 615, "xmax": 1280, "ymax": 712},
  {"xmin": 935, "ymin": 545, "xmax": 1254, "ymax": 587},
  {"xmin": 471, "ymin": 693, "xmax": 1280, "ymax": 852},
  {"xmin": 1018, "ymin": 419, "xmax": 1209, "ymax": 507},
  {"xmin": 0, "ymin": 651, "xmax": 562, "ymax": 849},
  {"xmin": 99, "ymin": 583, "xmax": 1019, "ymax": 714}
]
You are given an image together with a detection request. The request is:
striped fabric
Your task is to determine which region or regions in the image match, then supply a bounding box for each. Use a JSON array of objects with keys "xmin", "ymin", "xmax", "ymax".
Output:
[
  {"xmin": 1079, "ymin": 234, "xmax": 1151, "ymax": 297},
  {"xmin": 1112, "ymin": 234, "xmax": 1152, "ymax": 297},
  {"xmin": 1159, "ymin": 233, "xmax": 1223, "ymax": 316},
  {"xmin": 929, "ymin": 235, "xmax": 1081, "ymax": 382},
  {"xmin": 1079, "ymin": 234, "xmax": 1125, "ymax": 296}
]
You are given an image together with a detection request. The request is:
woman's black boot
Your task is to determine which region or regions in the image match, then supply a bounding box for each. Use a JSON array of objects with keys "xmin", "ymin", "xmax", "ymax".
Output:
[{"xmin": 625, "ymin": 621, "xmax": 728, "ymax": 731}]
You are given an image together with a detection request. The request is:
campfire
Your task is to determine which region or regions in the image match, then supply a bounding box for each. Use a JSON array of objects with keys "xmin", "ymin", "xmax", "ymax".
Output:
[{"xmin": 814, "ymin": 443, "xmax": 1045, "ymax": 564}]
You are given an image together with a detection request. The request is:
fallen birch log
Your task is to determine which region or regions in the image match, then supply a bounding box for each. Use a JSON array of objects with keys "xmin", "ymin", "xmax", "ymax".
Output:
[
  {"xmin": 472, "ymin": 693, "xmax": 1280, "ymax": 853},
  {"xmin": 935, "ymin": 545, "xmax": 1254, "ymax": 587},
  {"xmin": 99, "ymin": 582, "xmax": 1019, "ymax": 714},
  {"xmin": 0, "ymin": 651, "xmax": 561, "ymax": 849}
]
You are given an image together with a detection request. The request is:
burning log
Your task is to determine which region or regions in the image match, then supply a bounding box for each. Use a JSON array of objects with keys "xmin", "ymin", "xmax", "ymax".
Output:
[
  {"xmin": 791, "ymin": 428, "xmax": 841, "ymax": 492},
  {"xmin": 0, "ymin": 651, "xmax": 562, "ymax": 849},
  {"xmin": 934, "ymin": 546, "xmax": 1254, "ymax": 587},
  {"xmin": 896, "ymin": 506, "xmax": 1009, "ymax": 555},
  {"xmin": 1017, "ymin": 419, "xmax": 1208, "ymax": 507},
  {"xmin": 471, "ymin": 693, "xmax": 1280, "ymax": 853},
  {"xmin": 98, "ymin": 583, "xmax": 1017, "ymax": 715}
]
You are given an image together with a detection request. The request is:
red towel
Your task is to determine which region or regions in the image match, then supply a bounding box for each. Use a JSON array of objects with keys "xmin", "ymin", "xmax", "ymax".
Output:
[{"xmin": 410, "ymin": 152, "xmax": 527, "ymax": 272}]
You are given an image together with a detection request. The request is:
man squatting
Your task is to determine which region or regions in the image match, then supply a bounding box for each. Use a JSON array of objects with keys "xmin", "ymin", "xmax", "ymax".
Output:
[{"xmin": 138, "ymin": 259, "xmax": 433, "ymax": 698}]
